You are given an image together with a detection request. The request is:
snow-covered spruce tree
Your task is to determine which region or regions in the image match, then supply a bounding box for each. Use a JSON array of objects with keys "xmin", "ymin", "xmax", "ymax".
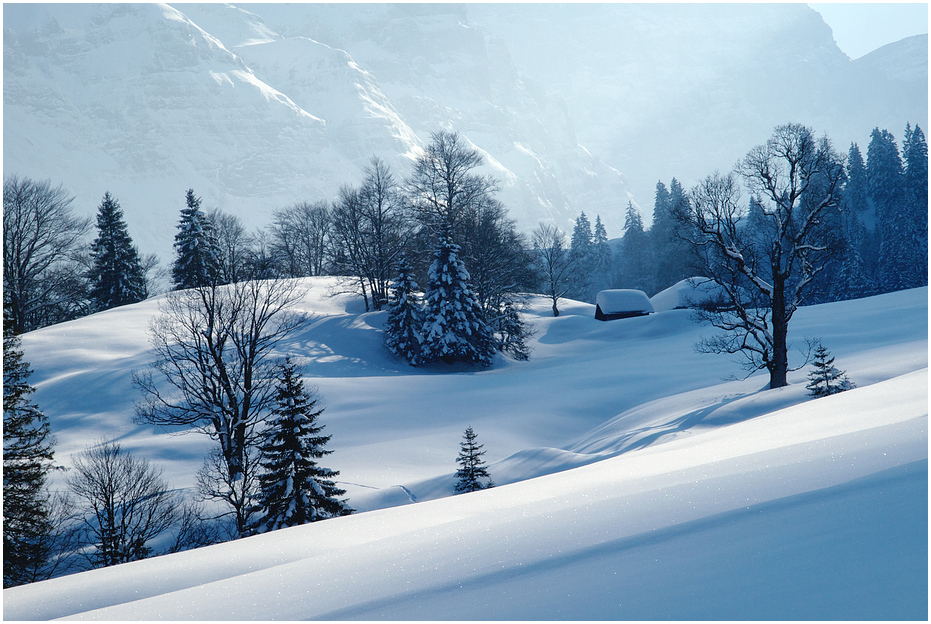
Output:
[
  {"xmin": 252, "ymin": 359, "xmax": 351, "ymax": 533},
  {"xmin": 420, "ymin": 234, "xmax": 496, "ymax": 366},
  {"xmin": 3, "ymin": 314, "xmax": 55, "ymax": 587},
  {"xmin": 384, "ymin": 253, "xmax": 423, "ymax": 365},
  {"xmin": 88, "ymin": 192, "xmax": 147, "ymax": 311},
  {"xmin": 806, "ymin": 343, "xmax": 854, "ymax": 398},
  {"xmin": 455, "ymin": 426, "xmax": 493, "ymax": 494},
  {"xmin": 171, "ymin": 189, "xmax": 221, "ymax": 290}
]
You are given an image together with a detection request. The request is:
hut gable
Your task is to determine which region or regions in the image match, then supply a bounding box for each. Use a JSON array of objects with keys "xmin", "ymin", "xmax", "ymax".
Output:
[{"xmin": 594, "ymin": 289, "xmax": 654, "ymax": 321}]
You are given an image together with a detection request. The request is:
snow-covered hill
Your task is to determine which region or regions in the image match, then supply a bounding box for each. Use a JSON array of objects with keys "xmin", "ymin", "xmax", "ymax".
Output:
[
  {"xmin": 4, "ymin": 4, "xmax": 926, "ymax": 261},
  {"xmin": 3, "ymin": 281, "xmax": 927, "ymax": 619}
]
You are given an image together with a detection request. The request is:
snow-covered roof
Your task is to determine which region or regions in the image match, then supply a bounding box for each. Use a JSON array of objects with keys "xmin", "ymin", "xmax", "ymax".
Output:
[
  {"xmin": 650, "ymin": 277, "xmax": 723, "ymax": 312},
  {"xmin": 595, "ymin": 289, "xmax": 654, "ymax": 314}
]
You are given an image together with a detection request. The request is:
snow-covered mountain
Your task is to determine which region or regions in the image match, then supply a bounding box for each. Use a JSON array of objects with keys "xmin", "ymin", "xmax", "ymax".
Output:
[
  {"xmin": 3, "ymin": 282, "xmax": 927, "ymax": 619},
  {"xmin": 3, "ymin": 3, "xmax": 927, "ymax": 261}
]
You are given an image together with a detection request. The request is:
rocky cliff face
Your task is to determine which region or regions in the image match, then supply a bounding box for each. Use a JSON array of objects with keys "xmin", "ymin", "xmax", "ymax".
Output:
[{"xmin": 3, "ymin": 4, "xmax": 926, "ymax": 260}]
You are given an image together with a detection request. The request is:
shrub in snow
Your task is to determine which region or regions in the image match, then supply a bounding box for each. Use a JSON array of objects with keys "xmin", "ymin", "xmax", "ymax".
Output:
[
  {"xmin": 455, "ymin": 426, "xmax": 493, "ymax": 493},
  {"xmin": 806, "ymin": 343, "xmax": 855, "ymax": 398},
  {"xmin": 252, "ymin": 359, "xmax": 351, "ymax": 533},
  {"xmin": 420, "ymin": 235, "xmax": 496, "ymax": 366},
  {"xmin": 384, "ymin": 253, "xmax": 423, "ymax": 365}
]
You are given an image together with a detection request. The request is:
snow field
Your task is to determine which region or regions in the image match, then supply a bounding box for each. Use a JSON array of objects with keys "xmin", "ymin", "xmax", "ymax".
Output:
[{"xmin": 3, "ymin": 279, "xmax": 927, "ymax": 619}]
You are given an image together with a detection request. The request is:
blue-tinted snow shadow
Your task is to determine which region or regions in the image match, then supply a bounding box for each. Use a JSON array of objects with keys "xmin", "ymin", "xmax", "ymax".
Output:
[{"xmin": 319, "ymin": 460, "xmax": 929, "ymax": 621}]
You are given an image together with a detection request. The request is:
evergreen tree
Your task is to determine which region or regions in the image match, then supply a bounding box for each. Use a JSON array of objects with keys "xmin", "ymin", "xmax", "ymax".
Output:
[
  {"xmin": 171, "ymin": 189, "xmax": 221, "ymax": 290},
  {"xmin": 3, "ymin": 315, "xmax": 55, "ymax": 587},
  {"xmin": 902, "ymin": 124, "xmax": 928, "ymax": 288},
  {"xmin": 568, "ymin": 212, "xmax": 594, "ymax": 301},
  {"xmin": 253, "ymin": 359, "xmax": 351, "ymax": 533},
  {"xmin": 617, "ymin": 202, "xmax": 652, "ymax": 293},
  {"xmin": 867, "ymin": 128, "xmax": 907, "ymax": 293},
  {"xmin": 653, "ymin": 178, "xmax": 696, "ymax": 291},
  {"xmin": 384, "ymin": 253, "xmax": 423, "ymax": 365},
  {"xmin": 806, "ymin": 343, "xmax": 854, "ymax": 397},
  {"xmin": 845, "ymin": 143, "xmax": 869, "ymax": 214},
  {"xmin": 454, "ymin": 426, "xmax": 493, "ymax": 493},
  {"xmin": 590, "ymin": 215, "xmax": 613, "ymax": 295},
  {"xmin": 420, "ymin": 234, "xmax": 496, "ymax": 366},
  {"xmin": 831, "ymin": 214, "xmax": 875, "ymax": 301},
  {"xmin": 494, "ymin": 299, "xmax": 531, "ymax": 361},
  {"xmin": 87, "ymin": 192, "xmax": 147, "ymax": 311}
]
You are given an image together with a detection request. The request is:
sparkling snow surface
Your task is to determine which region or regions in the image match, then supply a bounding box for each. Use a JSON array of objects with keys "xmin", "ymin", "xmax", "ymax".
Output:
[{"xmin": 3, "ymin": 279, "xmax": 927, "ymax": 620}]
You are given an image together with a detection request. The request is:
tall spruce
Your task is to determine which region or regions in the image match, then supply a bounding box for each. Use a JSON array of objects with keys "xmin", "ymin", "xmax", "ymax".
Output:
[
  {"xmin": 3, "ymin": 315, "xmax": 55, "ymax": 587},
  {"xmin": 568, "ymin": 212, "xmax": 594, "ymax": 301},
  {"xmin": 866, "ymin": 128, "xmax": 907, "ymax": 293},
  {"xmin": 171, "ymin": 189, "xmax": 221, "ymax": 290},
  {"xmin": 420, "ymin": 234, "xmax": 496, "ymax": 366},
  {"xmin": 617, "ymin": 201, "xmax": 652, "ymax": 293},
  {"xmin": 651, "ymin": 178, "xmax": 694, "ymax": 291},
  {"xmin": 253, "ymin": 359, "xmax": 351, "ymax": 533},
  {"xmin": 590, "ymin": 215, "xmax": 613, "ymax": 295},
  {"xmin": 902, "ymin": 124, "xmax": 928, "ymax": 288},
  {"xmin": 384, "ymin": 253, "xmax": 423, "ymax": 365},
  {"xmin": 845, "ymin": 143, "xmax": 869, "ymax": 214},
  {"xmin": 454, "ymin": 426, "xmax": 493, "ymax": 493},
  {"xmin": 88, "ymin": 192, "xmax": 147, "ymax": 310}
]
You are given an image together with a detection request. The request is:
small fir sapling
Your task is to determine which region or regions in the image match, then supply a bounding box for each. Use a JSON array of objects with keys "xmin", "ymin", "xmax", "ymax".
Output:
[
  {"xmin": 806, "ymin": 343, "xmax": 855, "ymax": 397},
  {"xmin": 252, "ymin": 359, "xmax": 351, "ymax": 533},
  {"xmin": 455, "ymin": 426, "xmax": 493, "ymax": 493}
]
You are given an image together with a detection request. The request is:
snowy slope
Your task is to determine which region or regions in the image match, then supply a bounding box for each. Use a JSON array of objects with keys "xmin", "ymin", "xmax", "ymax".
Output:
[{"xmin": 3, "ymin": 282, "xmax": 927, "ymax": 619}]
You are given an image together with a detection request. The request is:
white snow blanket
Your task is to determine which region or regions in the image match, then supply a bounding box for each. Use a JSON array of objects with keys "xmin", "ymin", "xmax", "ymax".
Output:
[
  {"xmin": 595, "ymin": 289, "xmax": 654, "ymax": 315},
  {"xmin": 651, "ymin": 277, "xmax": 725, "ymax": 312}
]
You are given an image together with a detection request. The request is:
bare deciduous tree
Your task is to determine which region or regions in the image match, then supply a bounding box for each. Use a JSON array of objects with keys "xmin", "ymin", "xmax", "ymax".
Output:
[
  {"xmin": 270, "ymin": 201, "xmax": 331, "ymax": 278},
  {"xmin": 531, "ymin": 223, "xmax": 573, "ymax": 317},
  {"xmin": 407, "ymin": 130, "xmax": 497, "ymax": 235},
  {"xmin": 134, "ymin": 278, "xmax": 310, "ymax": 537},
  {"xmin": 330, "ymin": 158, "xmax": 410, "ymax": 311},
  {"xmin": 207, "ymin": 209, "xmax": 251, "ymax": 284},
  {"xmin": 676, "ymin": 124, "xmax": 845, "ymax": 388},
  {"xmin": 3, "ymin": 176, "xmax": 91, "ymax": 332},
  {"xmin": 67, "ymin": 441, "xmax": 178, "ymax": 567}
]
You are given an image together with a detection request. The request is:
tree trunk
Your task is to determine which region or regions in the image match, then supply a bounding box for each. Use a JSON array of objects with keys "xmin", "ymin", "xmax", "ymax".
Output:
[{"xmin": 770, "ymin": 276, "xmax": 789, "ymax": 389}]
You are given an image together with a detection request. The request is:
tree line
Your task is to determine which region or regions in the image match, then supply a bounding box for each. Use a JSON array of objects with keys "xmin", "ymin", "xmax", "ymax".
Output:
[{"xmin": 537, "ymin": 122, "xmax": 926, "ymax": 309}]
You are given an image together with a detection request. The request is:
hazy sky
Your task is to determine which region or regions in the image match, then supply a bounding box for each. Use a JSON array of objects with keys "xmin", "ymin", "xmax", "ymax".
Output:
[{"xmin": 809, "ymin": 3, "xmax": 928, "ymax": 59}]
